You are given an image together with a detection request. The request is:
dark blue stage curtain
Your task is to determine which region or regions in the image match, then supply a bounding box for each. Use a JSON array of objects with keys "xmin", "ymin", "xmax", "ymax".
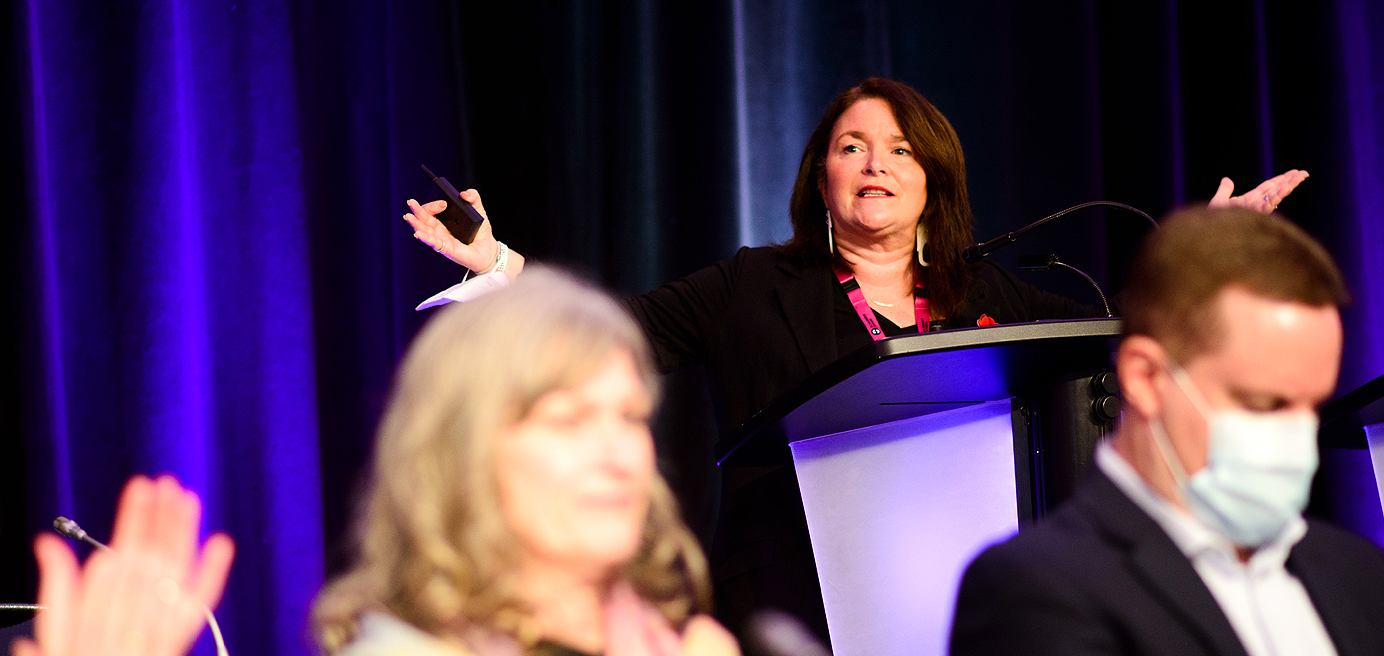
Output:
[
  {"xmin": 4, "ymin": 0, "xmax": 1384, "ymax": 654},
  {"xmin": 11, "ymin": 1, "xmax": 325, "ymax": 655},
  {"xmin": 1337, "ymin": 0, "xmax": 1384, "ymax": 394}
]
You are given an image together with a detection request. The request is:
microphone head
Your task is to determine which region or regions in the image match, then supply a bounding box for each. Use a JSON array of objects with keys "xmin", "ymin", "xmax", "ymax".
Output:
[
  {"xmin": 52, "ymin": 517, "xmax": 88, "ymax": 541},
  {"xmin": 745, "ymin": 609, "xmax": 832, "ymax": 656},
  {"xmin": 1017, "ymin": 254, "xmax": 1060, "ymax": 270}
]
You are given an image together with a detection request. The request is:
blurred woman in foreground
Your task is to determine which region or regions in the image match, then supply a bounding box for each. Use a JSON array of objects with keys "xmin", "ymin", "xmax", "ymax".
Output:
[{"xmin": 311, "ymin": 268, "xmax": 738, "ymax": 656}]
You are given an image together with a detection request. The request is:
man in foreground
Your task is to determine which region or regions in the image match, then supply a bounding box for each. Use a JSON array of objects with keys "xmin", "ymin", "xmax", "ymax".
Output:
[{"xmin": 951, "ymin": 207, "xmax": 1384, "ymax": 655}]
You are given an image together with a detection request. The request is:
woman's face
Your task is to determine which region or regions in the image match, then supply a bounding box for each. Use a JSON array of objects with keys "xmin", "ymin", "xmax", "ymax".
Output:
[
  {"xmin": 495, "ymin": 348, "xmax": 656, "ymax": 575},
  {"xmin": 821, "ymin": 98, "xmax": 928, "ymax": 240}
]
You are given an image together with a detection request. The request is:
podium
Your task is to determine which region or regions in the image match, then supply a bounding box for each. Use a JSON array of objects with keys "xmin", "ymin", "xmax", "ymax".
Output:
[
  {"xmin": 1316, "ymin": 373, "xmax": 1384, "ymax": 542},
  {"xmin": 716, "ymin": 319, "xmax": 1122, "ymax": 656}
]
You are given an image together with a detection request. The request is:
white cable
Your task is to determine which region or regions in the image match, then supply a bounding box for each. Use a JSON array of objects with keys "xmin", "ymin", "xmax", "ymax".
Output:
[{"xmin": 204, "ymin": 607, "xmax": 229, "ymax": 656}]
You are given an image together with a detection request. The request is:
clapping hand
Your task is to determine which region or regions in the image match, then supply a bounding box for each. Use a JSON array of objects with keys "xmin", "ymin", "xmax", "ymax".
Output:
[
  {"xmin": 1208, "ymin": 169, "xmax": 1309, "ymax": 214},
  {"xmin": 12, "ymin": 475, "xmax": 235, "ymax": 656}
]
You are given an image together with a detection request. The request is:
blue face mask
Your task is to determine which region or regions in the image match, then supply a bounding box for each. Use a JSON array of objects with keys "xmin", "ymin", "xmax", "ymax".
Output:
[{"xmin": 1149, "ymin": 367, "xmax": 1319, "ymax": 547}]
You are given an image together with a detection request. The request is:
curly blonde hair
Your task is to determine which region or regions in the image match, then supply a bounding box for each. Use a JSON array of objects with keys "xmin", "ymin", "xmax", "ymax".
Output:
[{"xmin": 311, "ymin": 267, "xmax": 712, "ymax": 653}]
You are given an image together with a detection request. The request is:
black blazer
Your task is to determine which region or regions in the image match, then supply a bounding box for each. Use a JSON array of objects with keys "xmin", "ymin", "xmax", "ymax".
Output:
[
  {"xmin": 951, "ymin": 469, "xmax": 1384, "ymax": 656},
  {"xmin": 622, "ymin": 246, "xmax": 1098, "ymax": 638},
  {"xmin": 623, "ymin": 245, "xmax": 1097, "ymax": 432}
]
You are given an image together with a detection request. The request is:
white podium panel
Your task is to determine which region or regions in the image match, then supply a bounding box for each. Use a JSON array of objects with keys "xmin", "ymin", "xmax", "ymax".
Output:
[
  {"xmin": 1367, "ymin": 423, "xmax": 1384, "ymax": 517},
  {"xmin": 789, "ymin": 400, "xmax": 1020, "ymax": 656}
]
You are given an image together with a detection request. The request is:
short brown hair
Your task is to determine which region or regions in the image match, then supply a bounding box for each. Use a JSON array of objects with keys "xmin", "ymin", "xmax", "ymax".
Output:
[
  {"xmin": 783, "ymin": 78, "xmax": 974, "ymax": 317},
  {"xmin": 1121, "ymin": 207, "xmax": 1350, "ymax": 361}
]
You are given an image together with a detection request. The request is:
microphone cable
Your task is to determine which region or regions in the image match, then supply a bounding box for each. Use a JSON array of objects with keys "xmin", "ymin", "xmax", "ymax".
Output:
[{"xmin": 53, "ymin": 517, "xmax": 230, "ymax": 656}]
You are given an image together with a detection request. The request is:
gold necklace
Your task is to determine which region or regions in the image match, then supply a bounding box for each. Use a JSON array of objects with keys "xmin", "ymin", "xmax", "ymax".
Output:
[{"xmin": 870, "ymin": 299, "xmax": 895, "ymax": 308}]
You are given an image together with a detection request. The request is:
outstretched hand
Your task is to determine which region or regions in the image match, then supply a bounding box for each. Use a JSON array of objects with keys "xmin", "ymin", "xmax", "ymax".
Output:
[
  {"xmin": 13, "ymin": 475, "xmax": 235, "ymax": 656},
  {"xmin": 404, "ymin": 189, "xmax": 500, "ymax": 273},
  {"xmin": 1208, "ymin": 169, "xmax": 1308, "ymax": 214}
]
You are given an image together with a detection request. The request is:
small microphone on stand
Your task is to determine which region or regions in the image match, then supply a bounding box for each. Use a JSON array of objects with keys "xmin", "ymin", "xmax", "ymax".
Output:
[
  {"xmin": 1018, "ymin": 254, "xmax": 1113, "ymax": 317},
  {"xmin": 53, "ymin": 517, "xmax": 112, "ymax": 552},
  {"xmin": 51, "ymin": 516, "xmax": 230, "ymax": 656},
  {"xmin": 0, "ymin": 518, "xmax": 108, "ymax": 618}
]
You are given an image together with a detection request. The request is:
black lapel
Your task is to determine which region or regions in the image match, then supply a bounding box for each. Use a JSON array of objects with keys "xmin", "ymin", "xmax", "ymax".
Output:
[
  {"xmin": 771, "ymin": 257, "xmax": 837, "ymax": 373},
  {"xmin": 1287, "ymin": 526, "xmax": 1368, "ymax": 656},
  {"xmin": 1078, "ymin": 471, "xmax": 1250, "ymax": 656}
]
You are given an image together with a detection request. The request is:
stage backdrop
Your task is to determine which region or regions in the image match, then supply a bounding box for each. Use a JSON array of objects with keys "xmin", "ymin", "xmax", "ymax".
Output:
[{"xmin": 3, "ymin": 1, "xmax": 1383, "ymax": 654}]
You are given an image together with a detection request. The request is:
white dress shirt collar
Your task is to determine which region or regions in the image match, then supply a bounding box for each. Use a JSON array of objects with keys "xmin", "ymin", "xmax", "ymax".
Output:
[
  {"xmin": 1094, "ymin": 441, "xmax": 1337, "ymax": 656},
  {"xmin": 1094, "ymin": 440, "xmax": 1306, "ymax": 567}
]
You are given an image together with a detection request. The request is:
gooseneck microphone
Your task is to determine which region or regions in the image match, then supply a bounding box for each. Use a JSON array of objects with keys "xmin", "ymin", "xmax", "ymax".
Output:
[
  {"xmin": 52, "ymin": 516, "xmax": 230, "ymax": 656},
  {"xmin": 1018, "ymin": 254, "xmax": 1113, "ymax": 317},
  {"xmin": 962, "ymin": 201, "xmax": 1157, "ymax": 264},
  {"xmin": 53, "ymin": 517, "xmax": 111, "ymax": 552}
]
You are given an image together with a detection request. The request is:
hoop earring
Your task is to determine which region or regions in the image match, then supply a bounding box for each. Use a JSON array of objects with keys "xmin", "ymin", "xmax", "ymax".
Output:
[
  {"xmin": 826, "ymin": 210, "xmax": 835, "ymax": 254},
  {"xmin": 916, "ymin": 222, "xmax": 931, "ymax": 267}
]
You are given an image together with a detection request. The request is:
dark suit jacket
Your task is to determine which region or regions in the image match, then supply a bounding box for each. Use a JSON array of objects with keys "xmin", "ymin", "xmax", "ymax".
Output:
[
  {"xmin": 951, "ymin": 469, "xmax": 1384, "ymax": 656},
  {"xmin": 623, "ymin": 246, "xmax": 1096, "ymax": 434},
  {"xmin": 622, "ymin": 245, "xmax": 1097, "ymax": 638}
]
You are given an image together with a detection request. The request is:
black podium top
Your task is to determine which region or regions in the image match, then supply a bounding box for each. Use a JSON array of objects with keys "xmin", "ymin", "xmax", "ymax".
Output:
[
  {"xmin": 716, "ymin": 318, "xmax": 1123, "ymax": 466},
  {"xmin": 1320, "ymin": 373, "xmax": 1384, "ymax": 449}
]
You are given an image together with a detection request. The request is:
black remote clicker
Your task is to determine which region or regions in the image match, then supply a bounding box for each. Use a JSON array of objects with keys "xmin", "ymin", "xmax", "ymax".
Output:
[{"xmin": 420, "ymin": 164, "xmax": 485, "ymax": 244}]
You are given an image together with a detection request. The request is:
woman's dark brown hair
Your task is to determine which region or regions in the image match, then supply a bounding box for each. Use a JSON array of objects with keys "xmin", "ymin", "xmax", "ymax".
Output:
[{"xmin": 783, "ymin": 78, "xmax": 974, "ymax": 317}]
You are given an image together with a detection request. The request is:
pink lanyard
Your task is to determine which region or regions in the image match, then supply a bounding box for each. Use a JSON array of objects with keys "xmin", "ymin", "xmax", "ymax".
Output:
[{"xmin": 835, "ymin": 268, "xmax": 930, "ymax": 340}]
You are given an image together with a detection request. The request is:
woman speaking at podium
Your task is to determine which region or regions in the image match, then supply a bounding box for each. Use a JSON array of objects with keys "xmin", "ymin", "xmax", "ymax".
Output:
[{"xmin": 402, "ymin": 78, "xmax": 1306, "ymax": 641}]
